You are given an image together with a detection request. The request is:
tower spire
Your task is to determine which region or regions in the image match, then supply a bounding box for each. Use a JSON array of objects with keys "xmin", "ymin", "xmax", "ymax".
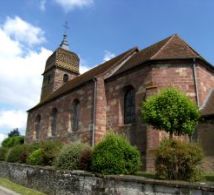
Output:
[{"xmin": 59, "ymin": 21, "xmax": 69, "ymax": 50}]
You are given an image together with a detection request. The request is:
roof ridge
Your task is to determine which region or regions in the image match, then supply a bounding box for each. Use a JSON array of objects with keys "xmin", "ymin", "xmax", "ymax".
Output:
[{"xmin": 150, "ymin": 34, "xmax": 175, "ymax": 60}]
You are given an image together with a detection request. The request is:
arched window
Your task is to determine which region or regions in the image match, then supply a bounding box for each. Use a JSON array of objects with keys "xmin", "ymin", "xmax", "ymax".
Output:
[
  {"xmin": 63, "ymin": 74, "xmax": 69, "ymax": 82},
  {"xmin": 51, "ymin": 108, "xmax": 58, "ymax": 136},
  {"xmin": 72, "ymin": 99, "xmax": 80, "ymax": 131},
  {"xmin": 124, "ymin": 86, "xmax": 135, "ymax": 124},
  {"xmin": 35, "ymin": 115, "xmax": 41, "ymax": 139}
]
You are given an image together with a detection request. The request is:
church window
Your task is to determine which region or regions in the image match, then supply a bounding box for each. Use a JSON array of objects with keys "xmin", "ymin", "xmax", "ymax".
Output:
[
  {"xmin": 63, "ymin": 74, "xmax": 69, "ymax": 82},
  {"xmin": 51, "ymin": 108, "xmax": 58, "ymax": 136},
  {"xmin": 72, "ymin": 99, "xmax": 80, "ymax": 131},
  {"xmin": 124, "ymin": 86, "xmax": 135, "ymax": 124},
  {"xmin": 35, "ymin": 115, "xmax": 41, "ymax": 139},
  {"xmin": 47, "ymin": 75, "xmax": 51, "ymax": 84}
]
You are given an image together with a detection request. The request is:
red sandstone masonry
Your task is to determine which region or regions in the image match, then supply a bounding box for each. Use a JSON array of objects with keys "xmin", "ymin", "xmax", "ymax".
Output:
[{"xmin": 26, "ymin": 82, "xmax": 94, "ymax": 144}]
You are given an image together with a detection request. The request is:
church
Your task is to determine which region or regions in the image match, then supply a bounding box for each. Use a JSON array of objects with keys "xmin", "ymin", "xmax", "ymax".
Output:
[{"xmin": 25, "ymin": 33, "xmax": 214, "ymax": 171}]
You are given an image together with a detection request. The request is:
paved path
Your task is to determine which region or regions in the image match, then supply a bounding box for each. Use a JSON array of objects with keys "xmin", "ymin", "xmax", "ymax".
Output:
[{"xmin": 0, "ymin": 186, "xmax": 20, "ymax": 195}]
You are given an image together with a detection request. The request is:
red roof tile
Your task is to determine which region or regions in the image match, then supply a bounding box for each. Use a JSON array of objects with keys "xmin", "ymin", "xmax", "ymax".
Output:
[
  {"xmin": 28, "ymin": 47, "xmax": 138, "ymax": 111},
  {"xmin": 114, "ymin": 34, "xmax": 203, "ymax": 75}
]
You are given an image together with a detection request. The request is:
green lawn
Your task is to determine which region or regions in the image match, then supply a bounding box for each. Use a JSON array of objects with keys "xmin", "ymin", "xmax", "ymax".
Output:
[{"xmin": 0, "ymin": 178, "xmax": 46, "ymax": 195}]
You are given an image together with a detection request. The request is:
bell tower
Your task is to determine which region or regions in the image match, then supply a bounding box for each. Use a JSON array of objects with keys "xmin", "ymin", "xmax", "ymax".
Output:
[{"xmin": 40, "ymin": 32, "xmax": 80, "ymax": 101}]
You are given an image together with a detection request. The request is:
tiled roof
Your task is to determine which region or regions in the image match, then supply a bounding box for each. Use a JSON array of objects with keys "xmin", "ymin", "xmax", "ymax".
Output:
[
  {"xmin": 114, "ymin": 34, "xmax": 203, "ymax": 75},
  {"xmin": 201, "ymin": 89, "xmax": 214, "ymax": 116},
  {"xmin": 28, "ymin": 47, "xmax": 138, "ymax": 111},
  {"xmin": 29, "ymin": 34, "xmax": 213, "ymax": 112}
]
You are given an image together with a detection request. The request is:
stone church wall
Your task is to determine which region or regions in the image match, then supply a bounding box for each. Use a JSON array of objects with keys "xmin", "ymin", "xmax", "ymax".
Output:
[
  {"xmin": 105, "ymin": 60, "xmax": 214, "ymax": 171},
  {"xmin": 26, "ymin": 81, "xmax": 95, "ymax": 144}
]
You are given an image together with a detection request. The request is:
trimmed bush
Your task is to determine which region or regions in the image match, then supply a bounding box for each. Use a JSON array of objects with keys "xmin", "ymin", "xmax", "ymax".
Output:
[
  {"xmin": 2, "ymin": 136, "xmax": 24, "ymax": 148},
  {"xmin": 55, "ymin": 143, "xmax": 91, "ymax": 170},
  {"xmin": 27, "ymin": 149, "xmax": 43, "ymax": 165},
  {"xmin": 91, "ymin": 133, "xmax": 141, "ymax": 175},
  {"xmin": 6, "ymin": 145, "xmax": 25, "ymax": 163},
  {"xmin": 19, "ymin": 143, "xmax": 40, "ymax": 163},
  {"xmin": 79, "ymin": 147, "xmax": 92, "ymax": 171},
  {"xmin": 26, "ymin": 140, "xmax": 62, "ymax": 166},
  {"xmin": 6, "ymin": 143, "xmax": 39, "ymax": 163},
  {"xmin": 155, "ymin": 139, "xmax": 203, "ymax": 181},
  {"xmin": 0, "ymin": 147, "xmax": 8, "ymax": 161},
  {"xmin": 39, "ymin": 140, "xmax": 62, "ymax": 166}
]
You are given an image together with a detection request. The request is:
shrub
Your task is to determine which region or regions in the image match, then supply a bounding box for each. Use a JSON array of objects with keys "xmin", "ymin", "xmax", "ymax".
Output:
[
  {"xmin": 91, "ymin": 133, "xmax": 141, "ymax": 175},
  {"xmin": 79, "ymin": 147, "xmax": 92, "ymax": 171},
  {"xmin": 0, "ymin": 147, "xmax": 8, "ymax": 161},
  {"xmin": 155, "ymin": 139, "xmax": 203, "ymax": 181},
  {"xmin": 27, "ymin": 149, "xmax": 43, "ymax": 165},
  {"xmin": 6, "ymin": 145, "xmax": 26, "ymax": 163},
  {"xmin": 2, "ymin": 136, "xmax": 24, "ymax": 148},
  {"xmin": 26, "ymin": 140, "xmax": 62, "ymax": 166},
  {"xmin": 39, "ymin": 140, "xmax": 62, "ymax": 166},
  {"xmin": 19, "ymin": 143, "xmax": 40, "ymax": 163},
  {"xmin": 55, "ymin": 143, "xmax": 91, "ymax": 170}
]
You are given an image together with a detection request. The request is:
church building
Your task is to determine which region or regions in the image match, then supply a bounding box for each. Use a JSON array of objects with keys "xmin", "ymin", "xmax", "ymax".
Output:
[{"xmin": 26, "ymin": 34, "xmax": 214, "ymax": 171}]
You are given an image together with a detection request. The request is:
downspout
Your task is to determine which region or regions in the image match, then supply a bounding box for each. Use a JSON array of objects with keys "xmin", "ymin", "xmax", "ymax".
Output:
[
  {"xmin": 192, "ymin": 58, "xmax": 199, "ymax": 142},
  {"xmin": 92, "ymin": 78, "xmax": 97, "ymax": 147},
  {"xmin": 193, "ymin": 58, "xmax": 200, "ymax": 107}
]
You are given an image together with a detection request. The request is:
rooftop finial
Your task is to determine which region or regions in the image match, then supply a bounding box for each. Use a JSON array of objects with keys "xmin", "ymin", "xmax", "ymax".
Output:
[{"xmin": 59, "ymin": 21, "xmax": 70, "ymax": 50}]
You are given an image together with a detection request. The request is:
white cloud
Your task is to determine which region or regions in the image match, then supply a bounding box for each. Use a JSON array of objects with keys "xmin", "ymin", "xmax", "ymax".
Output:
[
  {"xmin": 40, "ymin": 0, "xmax": 47, "ymax": 11},
  {"xmin": 54, "ymin": 0, "xmax": 94, "ymax": 11},
  {"xmin": 103, "ymin": 50, "xmax": 115, "ymax": 62},
  {"xmin": 0, "ymin": 16, "xmax": 52, "ymax": 135},
  {"xmin": 0, "ymin": 110, "xmax": 27, "ymax": 131},
  {"xmin": 0, "ymin": 133, "xmax": 7, "ymax": 146},
  {"xmin": 3, "ymin": 16, "xmax": 46, "ymax": 46}
]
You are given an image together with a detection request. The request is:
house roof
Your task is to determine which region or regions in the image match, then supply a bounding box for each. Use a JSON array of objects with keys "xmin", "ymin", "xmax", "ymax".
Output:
[
  {"xmin": 114, "ymin": 34, "xmax": 206, "ymax": 75},
  {"xmin": 200, "ymin": 89, "xmax": 214, "ymax": 117},
  {"xmin": 28, "ymin": 47, "xmax": 138, "ymax": 111}
]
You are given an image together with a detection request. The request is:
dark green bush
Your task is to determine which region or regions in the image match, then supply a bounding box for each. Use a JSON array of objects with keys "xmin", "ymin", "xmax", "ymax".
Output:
[
  {"xmin": 155, "ymin": 139, "xmax": 203, "ymax": 181},
  {"xmin": 55, "ymin": 143, "xmax": 91, "ymax": 170},
  {"xmin": 79, "ymin": 146, "xmax": 92, "ymax": 171},
  {"xmin": 0, "ymin": 147, "xmax": 8, "ymax": 161},
  {"xmin": 6, "ymin": 143, "xmax": 39, "ymax": 163},
  {"xmin": 91, "ymin": 133, "xmax": 141, "ymax": 175},
  {"xmin": 26, "ymin": 140, "xmax": 62, "ymax": 166},
  {"xmin": 27, "ymin": 149, "xmax": 43, "ymax": 165},
  {"xmin": 2, "ymin": 136, "xmax": 24, "ymax": 148},
  {"xmin": 6, "ymin": 145, "xmax": 26, "ymax": 163},
  {"xmin": 19, "ymin": 143, "xmax": 40, "ymax": 163},
  {"xmin": 39, "ymin": 140, "xmax": 62, "ymax": 166}
]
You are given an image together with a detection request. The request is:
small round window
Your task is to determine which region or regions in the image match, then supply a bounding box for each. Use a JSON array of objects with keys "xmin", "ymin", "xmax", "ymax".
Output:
[{"xmin": 63, "ymin": 74, "xmax": 69, "ymax": 82}]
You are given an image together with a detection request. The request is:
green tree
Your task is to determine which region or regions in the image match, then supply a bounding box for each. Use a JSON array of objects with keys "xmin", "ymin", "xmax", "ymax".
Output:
[
  {"xmin": 141, "ymin": 88, "xmax": 200, "ymax": 138},
  {"xmin": 8, "ymin": 128, "xmax": 20, "ymax": 137}
]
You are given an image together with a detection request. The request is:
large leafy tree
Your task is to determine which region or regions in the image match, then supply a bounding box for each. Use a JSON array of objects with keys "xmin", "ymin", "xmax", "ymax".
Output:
[
  {"xmin": 8, "ymin": 128, "xmax": 20, "ymax": 137},
  {"xmin": 141, "ymin": 88, "xmax": 200, "ymax": 138}
]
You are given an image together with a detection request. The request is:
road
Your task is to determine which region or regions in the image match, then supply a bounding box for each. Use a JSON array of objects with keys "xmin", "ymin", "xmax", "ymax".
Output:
[{"xmin": 0, "ymin": 186, "xmax": 20, "ymax": 195}]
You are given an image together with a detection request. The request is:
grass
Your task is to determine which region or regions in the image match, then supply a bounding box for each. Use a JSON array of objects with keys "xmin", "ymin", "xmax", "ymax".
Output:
[
  {"xmin": 204, "ymin": 172, "xmax": 214, "ymax": 182},
  {"xmin": 0, "ymin": 178, "xmax": 46, "ymax": 195}
]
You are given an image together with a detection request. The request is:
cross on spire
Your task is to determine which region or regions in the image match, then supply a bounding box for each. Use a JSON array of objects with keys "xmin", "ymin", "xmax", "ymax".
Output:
[
  {"xmin": 60, "ymin": 21, "xmax": 70, "ymax": 50},
  {"xmin": 64, "ymin": 21, "xmax": 69, "ymax": 35}
]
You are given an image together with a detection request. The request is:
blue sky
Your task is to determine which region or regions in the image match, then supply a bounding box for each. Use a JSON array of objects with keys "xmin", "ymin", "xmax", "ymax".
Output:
[{"xmin": 0, "ymin": 0, "xmax": 214, "ymax": 142}]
